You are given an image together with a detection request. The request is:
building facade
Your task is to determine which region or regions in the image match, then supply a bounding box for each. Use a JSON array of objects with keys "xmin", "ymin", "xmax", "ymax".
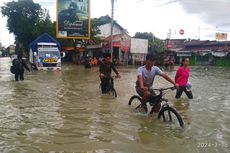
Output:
[
  {"xmin": 9, "ymin": 45, "xmax": 15, "ymax": 55},
  {"xmin": 103, "ymin": 33, "xmax": 131, "ymax": 64},
  {"xmin": 176, "ymin": 40, "xmax": 230, "ymax": 66},
  {"xmin": 98, "ymin": 23, "xmax": 127, "ymax": 38},
  {"xmin": 97, "ymin": 15, "xmax": 128, "ymax": 38},
  {"xmin": 88, "ymin": 15, "xmax": 130, "ymax": 64}
]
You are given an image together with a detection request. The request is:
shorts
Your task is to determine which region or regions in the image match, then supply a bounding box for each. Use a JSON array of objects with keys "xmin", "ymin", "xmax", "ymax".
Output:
[
  {"xmin": 136, "ymin": 86, "xmax": 144, "ymax": 97},
  {"xmin": 135, "ymin": 86, "xmax": 156, "ymax": 97}
]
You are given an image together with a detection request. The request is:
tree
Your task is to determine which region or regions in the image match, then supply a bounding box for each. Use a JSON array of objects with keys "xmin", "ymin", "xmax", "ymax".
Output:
[
  {"xmin": 32, "ymin": 10, "xmax": 56, "ymax": 38},
  {"xmin": 90, "ymin": 16, "xmax": 111, "ymax": 43},
  {"xmin": 90, "ymin": 18, "xmax": 103, "ymax": 44},
  {"xmin": 134, "ymin": 32, "xmax": 165, "ymax": 53},
  {"xmin": 149, "ymin": 38, "xmax": 165, "ymax": 53},
  {"xmin": 1, "ymin": 0, "xmax": 54, "ymax": 55},
  {"xmin": 134, "ymin": 32, "xmax": 154, "ymax": 40}
]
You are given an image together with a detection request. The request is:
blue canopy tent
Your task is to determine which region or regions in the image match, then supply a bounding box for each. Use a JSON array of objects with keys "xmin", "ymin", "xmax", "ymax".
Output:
[{"xmin": 30, "ymin": 33, "xmax": 61, "ymax": 52}]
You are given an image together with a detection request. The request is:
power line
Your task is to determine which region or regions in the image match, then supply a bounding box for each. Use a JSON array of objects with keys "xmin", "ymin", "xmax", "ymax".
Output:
[
  {"xmin": 154, "ymin": 0, "xmax": 230, "ymax": 7},
  {"xmin": 110, "ymin": 0, "xmax": 114, "ymax": 60},
  {"xmin": 155, "ymin": 0, "xmax": 179, "ymax": 7},
  {"xmin": 216, "ymin": 22, "xmax": 230, "ymax": 28}
]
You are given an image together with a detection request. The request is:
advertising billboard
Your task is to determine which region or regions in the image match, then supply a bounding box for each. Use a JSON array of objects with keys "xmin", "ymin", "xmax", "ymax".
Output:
[
  {"xmin": 56, "ymin": 0, "xmax": 90, "ymax": 39},
  {"xmin": 215, "ymin": 32, "xmax": 227, "ymax": 41}
]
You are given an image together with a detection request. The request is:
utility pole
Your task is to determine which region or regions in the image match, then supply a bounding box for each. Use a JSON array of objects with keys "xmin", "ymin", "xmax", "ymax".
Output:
[
  {"xmin": 110, "ymin": 0, "xmax": 114, "ymax": 61},
  {"xmin": 198, "ymin": 20, "xmax": 201, "ymax": 40},
  {"xmin": 166, "ymin": 29, "xmax": 172, "ymax": 49},
  {"xmin": 167, "ymin": 28, "xmax": 172, "ymax": 40}
]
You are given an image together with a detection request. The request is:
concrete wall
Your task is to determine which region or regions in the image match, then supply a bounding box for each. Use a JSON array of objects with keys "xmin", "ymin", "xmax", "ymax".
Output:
[
  {"xmin": 130, "ymin": 38, "xmax": 148, "ymax": 54},
  {"xmin": 9, "ymin": 45, "xmax": 15, "ymax": 55},
  {"xmin": 131, "ymin": 53, "xmax": 146, "ymax": 65}
]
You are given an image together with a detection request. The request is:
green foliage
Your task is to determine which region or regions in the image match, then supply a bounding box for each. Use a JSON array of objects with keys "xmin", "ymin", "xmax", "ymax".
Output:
[
  {"xmin": 1, "ymin": 0, "xmax": 111, "ymax": 54},
  {"xmin": 134, "ymin": 32, "xmax": 154, "ymax": 40},
  {"xmin": 90, "ymin": 16, "xmax": 111, "ymax": 43},
  {"xmin": 90, "ymin": 18, "xmax": 102, "ymax": 44},
  {"xmin": 134, "ymin": 32, "xmax": 165, "ymax": 53},
  {"xmin": 94, "ymin": 15, "xmax": 112, "ymax": 27},
  {"xmin": 1, "ymin": 0, "xmax": 55, "ymax": 55},
  {"xmin": 189, "ymin": 55, "xmax": 196, "ymax": 66},
  {"xmin": 214, "ymin": 57, "xmax": 230, "ymax": 67},
  {"xmin": 32, "ymin": 13, "xmax": 56, "ymax": 38},
  {"xmin": 149, "ymin": 38, "xmax": 165, "ymax": 53}
]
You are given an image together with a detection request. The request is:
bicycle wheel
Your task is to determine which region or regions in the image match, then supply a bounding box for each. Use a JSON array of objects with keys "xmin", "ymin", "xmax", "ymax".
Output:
[
  {"xmin": 109, "ymin": 88, "xmax": 117, "ymax": 98},
  {"xmin": 128, "ymin": 95, "xmax": 147, "ymax": 112},
  {"xmin": 158, "ymin": 106, "xmax": 184, "ymax": 128}
]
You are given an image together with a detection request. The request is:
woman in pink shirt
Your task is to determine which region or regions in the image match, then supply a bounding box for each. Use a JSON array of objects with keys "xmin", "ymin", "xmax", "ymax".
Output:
[{"xmin": 175, "ymin": 58, "xmax": 193, "ymax": 99}]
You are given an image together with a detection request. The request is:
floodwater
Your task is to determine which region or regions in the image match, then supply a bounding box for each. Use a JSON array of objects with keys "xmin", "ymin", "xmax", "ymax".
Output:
[{"xmin": 0, "ymin": 57, "xmax": 230, "ymax": 153}]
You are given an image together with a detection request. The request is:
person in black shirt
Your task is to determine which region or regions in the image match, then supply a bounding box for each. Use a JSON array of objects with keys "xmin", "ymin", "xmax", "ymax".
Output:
[
  {"xmin": 12, "ymin": 53, "xmax": 30, "ymax": 81},
  {"xmin": 99, "ymin": 53, "xmax": 121, "ymax": 94}
]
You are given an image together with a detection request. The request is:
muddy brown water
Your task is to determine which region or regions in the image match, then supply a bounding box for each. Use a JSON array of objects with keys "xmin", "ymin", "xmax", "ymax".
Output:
[{"xmin": 0, "ymin": 57, "xmax": 230, "ymax": 153}]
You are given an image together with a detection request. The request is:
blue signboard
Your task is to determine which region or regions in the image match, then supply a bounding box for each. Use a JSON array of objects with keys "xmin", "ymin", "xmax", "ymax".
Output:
[{"xmin": 56, "ymin": 0, "xmax": 90, "ymax": 39}]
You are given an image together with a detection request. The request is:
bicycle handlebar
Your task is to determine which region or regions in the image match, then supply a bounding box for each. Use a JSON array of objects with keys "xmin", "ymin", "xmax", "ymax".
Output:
[
  {"xmin": 111, "ymin": 75, "xmax": 120, "ymax": 79},
  {"xmin": 150, "ymin": 86, "xmax": 176, "ymax": 92}
]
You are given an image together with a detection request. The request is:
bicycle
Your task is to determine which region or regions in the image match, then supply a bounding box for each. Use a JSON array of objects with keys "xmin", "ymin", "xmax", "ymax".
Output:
[
  {"xmin": 100, "ymin": 76, "xmax": 117, "ymax": 98},
  {"xmin": 128, "ymin": 86, "xmax": 184, "ymax": 128}
]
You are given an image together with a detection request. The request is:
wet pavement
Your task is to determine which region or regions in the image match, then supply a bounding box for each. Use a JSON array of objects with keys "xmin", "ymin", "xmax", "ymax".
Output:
[{"xmin": 0, "ymin": 57, "xmax": 230, "ymax": 153}]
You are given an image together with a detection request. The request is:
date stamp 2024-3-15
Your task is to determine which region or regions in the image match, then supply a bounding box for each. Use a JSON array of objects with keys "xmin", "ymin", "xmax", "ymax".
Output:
[{"xmin": 197, "ymin": 142, "xmax": 229, "ymax": 148}]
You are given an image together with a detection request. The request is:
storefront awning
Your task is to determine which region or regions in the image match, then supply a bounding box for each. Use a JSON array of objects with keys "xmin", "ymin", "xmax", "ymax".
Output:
[
  {"xmin": 121, "ymin": 46, "xmax": 129, "ymax": 52},
  {"xmin": 211, "ymin": 51, "xmax": 228, "ymax": 57},
  {"xmin": 113, "ymin": 42, "xmax": 121, "ymax": 47},
  {"xmin": 177, "ymin": 52, "xmax": 192, "ymax": 57}
]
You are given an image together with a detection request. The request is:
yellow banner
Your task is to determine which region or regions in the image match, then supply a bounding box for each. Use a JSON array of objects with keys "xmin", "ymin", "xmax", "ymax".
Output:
[
  {"xmin": 43, "ymin": 58, "xmax": 58, "ymax": 63},
  {"xmin": 215, "ymin": 33, "xmax": 228, "ymax": 40}
]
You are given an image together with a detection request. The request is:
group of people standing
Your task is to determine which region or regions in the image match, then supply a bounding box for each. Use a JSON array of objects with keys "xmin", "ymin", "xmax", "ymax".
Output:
[
  {"xmin": 83, "ymin": 56, "xmax": 99, "ymax": 68},
  {"xmin": 164, "ymin": 55, "xmax": 175, "ymax": 71}
]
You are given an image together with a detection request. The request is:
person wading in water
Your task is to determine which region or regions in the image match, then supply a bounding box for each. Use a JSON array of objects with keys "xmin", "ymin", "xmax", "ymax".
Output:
[
  {"xmin": 175, "ymin": 57, "xmax": 193, "ymax": 99},
  {"xmin": 12, "ymin": 53, "xmax": 30, "ymax": 81}
]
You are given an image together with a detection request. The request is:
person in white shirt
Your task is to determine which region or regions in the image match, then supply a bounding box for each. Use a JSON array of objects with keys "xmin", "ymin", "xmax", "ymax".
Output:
[{"xmin": 136, "ymin": 54, "xmax": 179, "ymax": 113}]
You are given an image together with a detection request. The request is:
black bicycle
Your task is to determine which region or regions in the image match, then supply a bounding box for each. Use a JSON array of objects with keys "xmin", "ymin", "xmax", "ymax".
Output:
[
  {"xmin": 100, "ymin": 76, "xmax": 117, "ymax": 98},
  {"xmin": 128, "ymin": 87, "xmax": 184, "ymax": 128}
]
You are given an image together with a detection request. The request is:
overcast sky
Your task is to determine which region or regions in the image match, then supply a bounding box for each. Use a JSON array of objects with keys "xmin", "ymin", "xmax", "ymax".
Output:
[{"xmin": 1, "ymin": 0, "xmax": 230, "ymax": 47}]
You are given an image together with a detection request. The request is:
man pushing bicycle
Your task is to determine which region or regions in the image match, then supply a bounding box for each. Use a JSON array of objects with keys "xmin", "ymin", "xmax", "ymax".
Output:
[
  {"xmin": 99, "ymin": 53, "xmax": 121, "ymax": 94},
  {"xmin": 136, "ymin": 54, "xmax": 179, "ymax": 113}
]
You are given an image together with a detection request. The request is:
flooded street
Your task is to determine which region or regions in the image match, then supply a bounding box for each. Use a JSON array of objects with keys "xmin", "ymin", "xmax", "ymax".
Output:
[{"xmin": 0, "ymin": 57, "xmax": 230, "ymax": 153}]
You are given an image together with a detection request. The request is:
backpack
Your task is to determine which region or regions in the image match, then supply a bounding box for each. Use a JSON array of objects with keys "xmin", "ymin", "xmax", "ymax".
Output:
[
  {"xmin": 10, "ymin": 65, "xmax": 15, "ymax": 74},
  {"xmin": 13, "ymin": 58, "xmax": 24, "ymax": 71}
]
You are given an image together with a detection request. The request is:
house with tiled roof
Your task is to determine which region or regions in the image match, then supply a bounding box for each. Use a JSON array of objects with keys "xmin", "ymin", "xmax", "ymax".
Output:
[
  {"xmin": 97, "ymin": 15, "xmax": 128, "ymax": 38},
  {"xmin": 87, "ymin": 15, "xmax": 130, "ymax": 64},
  {"xmin": 176, "ymin": 40, "xmax": 230, "ymax": 66}
]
